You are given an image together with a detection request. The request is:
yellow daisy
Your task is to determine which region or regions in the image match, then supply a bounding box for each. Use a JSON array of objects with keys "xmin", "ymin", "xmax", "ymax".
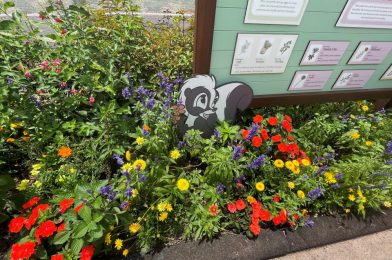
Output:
[
  {"xmin": 129, "ymin": 223, "xmax": 141, "ymax": 233},
  {"xmin": 159, "ymin": 212, "xmax": 168, "ymax": 221},
  {"xmin": 274, "ymin": 159, "xmax": 284, "ymax": 168},
  {"xmin": 287, "ymin": 182, "xmax": 295, "ymax": 189},
  {"xmin": 170, "ymin": 149, "xmax": 181, "ymax": 160},
  {"xmin": 177, "ymin": 178, "xmax": 190, "ymax": 191},
  {"xmin": 255, "ymin": 182, "xmax": 265, "ymax": 192},
  {"xmin": 114, "ymin": 239, "xmax": 123, "ymax": 250},
  {"xmin": 132, "ymin": 159, "xmax": 146, "ymax": 171},
  {"xmin": 136, "ymin": 137, "xmax": 145, "ymax": 145},
  {"xmin": 297, "ymin": 190, "xmax": 305, "ymax": 199}
]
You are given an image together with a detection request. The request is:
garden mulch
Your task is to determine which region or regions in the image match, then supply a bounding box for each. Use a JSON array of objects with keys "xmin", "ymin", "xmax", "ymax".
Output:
[{"xmin": 122, "ymin": 208, "xmax": 392, "ymax": 260}]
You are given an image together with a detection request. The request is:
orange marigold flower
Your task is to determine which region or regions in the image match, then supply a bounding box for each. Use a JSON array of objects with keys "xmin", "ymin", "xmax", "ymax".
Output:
[
  {"xmin": 58, "ymin": 146, "xmax": 72, "ymax": 158},
  {"xmin": 209, "ymin": 204, "xmax": 219, "ymax": 216}
]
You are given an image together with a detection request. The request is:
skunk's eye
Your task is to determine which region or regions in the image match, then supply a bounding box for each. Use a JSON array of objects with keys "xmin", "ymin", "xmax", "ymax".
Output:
[{"xmin": 194, "ymin": 93, "xmax": 208, "ymax": 109}]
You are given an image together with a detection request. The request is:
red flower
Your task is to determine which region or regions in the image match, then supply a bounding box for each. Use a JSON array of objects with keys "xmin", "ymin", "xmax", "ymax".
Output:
[
  {"xmin": 284, "ymin": 115, "xmax": 292, "ymax": 123},
  {"xmin": 271, "ymin": 135, "xmax": 282, "ymax": 143},
  {"xmin": 287, "ymin": 135, "xmax": 295, "ymax": 141},
  {"xmin": 40, "ymin": 60, "xmax": 50, "ymax": 70},
  {"xmin": 282, "ymin": 120, "xmax": 292, "ymax": 133},
  {"xmin": 288, "ymin": 144, "xmax": 299, "ymax": 155},
  {"xmin": 209, "ymin": 204, "xmax": 219, "ymax": 216},
  {"xmin": 279, "ymin": 209, "xmax": 288, "ymax": 224},
  {"xmin": 249, "ymin": 223, "xmax": 261, "ymax": 236},
  {"xmin": 89, "ymin": 95, "xmax": 95, "ymax": 106},
  {"xmin": 251, "ymin": 214, "xmax": 260, "ymax": 225},
  {"xmin": 24, "ymin": 71, "xmax": 32, "ymax": 79},
  {"xmin": 22, "ymin": 197, "xmax": 40, "ymax": 210},
  {"xmin": 278, "ymin": 143, "xmax": 288, "ymax": 153},
  {"xmin": 57, "ymin": 223, "xmax": 66, "ymax": 233},
  {"xmin": 59, "ymin": 198, "xmax": 74, "ymax": 214},
  {"xmin": 253, "ymin": 115, "xmax": 263, "ymax": 124},
  {"xmin": 25, "ymin": 204, "xmax": 50, "ymax": 230},
  {"xmin": 273, "ymin": 195, "xmax": 280, "ymax": 203},
  {"xmin": 261, "ymin": 129, "xmax": 269, "ymax": 140},
  {"xmin": 300, "ymin": 150, "xmax": 307, "ymax": 157},
  {"xmin": 242, "ymin": 129, "xmax": 249, "ymax": 139},
  {"xmin": 293, "ymin": 213, "xmax": 299, "ymax": 221},
  {"xmin": 80, "ymin": 244, "xmax": 94, "ymax": 260},
  {"xmin": 51, "ymin": 254, "xmax": 64, "ymax": 260},
  {"xmin": 10, "ymin": 241, "xmax": 35, "ymax": 260},
  {"xmin": 259, "ymin": 210, "xmax": 271, "ymax": 222},
  {"xmin": 227, "ymin": 203, "xmax": 237, "ymax": 213},
  {"xmin": 252, "ymin": 136, "xmax": 262, "ymax": 148},
  {"xmin": 272, "ymin": 216, "xmax": 281, "ymax": 226},
  {"xmin": 74, "ymin": 204, "xmax": 84, "ymax": 214},
  {"xmin": 9, "ymin": 217, "xmax": 25, "ymax": 233},
  {"xmin": 268, "ymin": 117, "xmax": 278, "ymax": 126},
  {"xmin": 235, "ymin": 199, "xmax": 246, "ymax": 211},
  {"xmin": 35, "ymin": 220, "xmax": 57, "ymax": 244},
  {"xmin": 54, "ymin": 17, "xmax": 63, "ymax": 23}
]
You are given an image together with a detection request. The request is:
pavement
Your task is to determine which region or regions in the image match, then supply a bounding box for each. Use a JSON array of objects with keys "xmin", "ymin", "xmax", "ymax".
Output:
[{"xmin": 274, "ymin": 229, "xmax": 392, "ymax": 260}]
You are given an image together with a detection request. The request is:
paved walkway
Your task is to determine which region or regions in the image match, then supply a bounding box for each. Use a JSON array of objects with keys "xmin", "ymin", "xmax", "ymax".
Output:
[{"xmin": 274, "ymin": 229, "xmax": 392, "ymax": 260}]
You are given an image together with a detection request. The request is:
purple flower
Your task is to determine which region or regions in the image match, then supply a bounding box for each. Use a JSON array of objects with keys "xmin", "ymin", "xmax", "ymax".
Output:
[
  {"xmin": 377, "ymin": 108, "xmax": 386, "ymax": 115},
  {"xmin": 120, "ymin": 201, "xmax": 129, "ymax": 209},
  {"xmin": 145, "ymin": 98, "xmax": 155, "ymax": 110},
  {"xmin": 308, "ymin": 187, "xmax": 323, "ymax": 200},
  {"xmin": 112, "ymin": 153, "xmax": 124, "ymax": 166},
  {"xmin": 99, "ymin": 185, "xmax": 117, "ymax": 201},
  {"xmin": 302, "ymin": 175, "xmax": 309, "ymax": 180},
  {"xmin": 232, "ymin": 146, "xmax": 242, "ymax": 161},
  {"xmin": 216, "ymin": 183, "xmax": 225, "ymax": 194},
  {"xmin": 125, "ymin": 187, "xmax": 133, "ymax": 197},
  {"xmin": 142, "ymin": 129, "xmax": 150, "ymax": 136},
  {"xmin": 374, "ymin": 116, "xmax": 380, "ymax": 122},
  {"xmin": 139, "ymin": 174, "xmax": 147, "ymax": 182},
  {"xmin": 246, "ymin": 123, "xmax": 260, "ymax": 141},
  {"xmin": 214, "ymin": 129, "xmax": 221, "ymax": 140},
  {"xmin": 122, "ymin": 171, "xmax": 130, "ymax": 183},
  {"xmin": 235, "ymin": 175, "xmax": 246, "ymax": 183},
  {"xmin": 315, "ymin": 166, "xmax": 328, "ymax": 176},
  {"xmin": 173, "ymin": 76, "xmax": 183, "ymax": 85},
  {"xmin": 387, "ymin": 160, "xmax": 392, "ymax": 165},
  {"xmin": 248, "ymin": 155, "xmax": 266, "ymax": 169},
  {"xmin": 331, "ymin": 183, "xmax": 340, "ymax": 189},
  {"xmin": 122, "ymin": 87, "xmax": 132, "ymax": 99},
  {"xmin": 386, "ymin": 141, "xmax": 392, "ymax": 154},
  {"xmin": 304, "ymin": 219, "xmax": 315, "ymax": 228},
  {"xmin": 336, "ymin": 173, "xmax": 344, "ymax": 180},
  {"xmin": 177, "ymin": 141, "xmax": 184, "ymax": 149},
  {"xmin": 6, "ymin": 77, "xmax": 13, "ymax": 85}
]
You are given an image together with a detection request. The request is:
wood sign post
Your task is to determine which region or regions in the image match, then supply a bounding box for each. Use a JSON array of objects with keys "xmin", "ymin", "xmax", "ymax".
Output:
[{"xmin": 194, "ymin": 0, "xmax": 392, "ymax": 109}]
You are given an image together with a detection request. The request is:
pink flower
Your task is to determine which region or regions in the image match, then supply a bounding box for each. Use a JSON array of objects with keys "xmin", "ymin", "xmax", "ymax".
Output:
[
  {"xmin": 24, "ymin": 71, "xmax": 32, "ymax": 79},
  {"xmin": 40, "ymin": 60, "xmax": 50, "ymax": 70},
  {"xmin": 54, "ymin": 17, "xmax": 63, "ymax": 23},
  {"xmin": 89, "ymin": 95, "xmax": 95, "ymax": 106},
  {"xmin": 71, "ymin": 89, "xmax": 78, "ymax": 96},
  {"xmin": 53, "ymin": 59, "xmax": 61, "ymax": 66},
  {"xmin": 59, "ymin": 82, "xmax": 67, "ymax": 88}
]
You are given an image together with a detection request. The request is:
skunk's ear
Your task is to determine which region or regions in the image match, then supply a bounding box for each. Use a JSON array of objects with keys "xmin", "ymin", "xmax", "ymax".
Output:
[{"xmin": 215, "ymin": 83, "xmax": 253, "ymax": 122}]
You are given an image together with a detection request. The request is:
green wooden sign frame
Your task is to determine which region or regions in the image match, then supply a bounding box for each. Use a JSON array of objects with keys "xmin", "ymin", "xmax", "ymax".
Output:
[{"xmin": 193, "ymin": 0, "xmax": 392, "ymax": 109}]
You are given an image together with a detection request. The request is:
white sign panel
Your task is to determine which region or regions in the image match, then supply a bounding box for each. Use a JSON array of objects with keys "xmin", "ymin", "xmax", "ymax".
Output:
[
  {"xmin": 245, "ymin": 0, "xmax": 309, "ymax": 25},
  {"xmin": 381, "ymin": 65, "xmax": 392, "ymax": 80},
  {"xmin": 231, "ymin": 34, "xmax": 298, "ymax": 74}
]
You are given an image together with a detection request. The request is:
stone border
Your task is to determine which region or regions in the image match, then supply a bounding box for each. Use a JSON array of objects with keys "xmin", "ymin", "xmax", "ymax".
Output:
[{"xmin": 125, "ymin": 209, "xmax": 392, "ymax": 259}]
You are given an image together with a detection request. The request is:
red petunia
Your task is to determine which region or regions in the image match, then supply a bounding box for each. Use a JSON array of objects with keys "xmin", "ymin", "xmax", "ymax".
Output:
[
  {"xmin": 268, "ymin": 117, "xmax": 278, "ymax": 126},
  {"xmin": 209, "ymin": 204, "xmax": 219, "ymax": 216},
  {"xmin": 227, "ymin": 202, "xmax": 237, "ymax": 213},
  {"xmin": 35, "ymin": 220, "xmax": 57, "ymax": 244},
  {"xmin": 273, "ymin": 195, "xmax": 280, "ymax": 203},
  {"xmin": 259, "ymin": 210, "xmax": 271, "ymax": 222},
  {"xmin": 242, "ymin": 129, "xmax": 249, "ymax": 139},
  {"xmin": 272, "ymin": 216, "xmax": 281, "ymax": 226},
  {"xmin": 74, "ymin": 204, "xmax": 84, "ymax": 214},
  {"xmin": 278, "ymin": 143, "xmax": 288, "ymax": 153},
  {"xmin": 253, "ymin": 115, "xmax": 263, "ymax": 124},
  {"xmin": 261, "ymin": 129, "xmax": 269, "ymax": 140},
  {"xmin": 59, "ymin": 198, "xmax": 74, "ymax": 214},
  {"xmin": 282, "ymin": 120, "xmax": 292, "ymax": 133},
  {"xmin": 57, "ymin": 223, "xmax": 66, "ymax": 233},
  {"xmin": 80, "ymin": 244, "xmax": 94, "ymax": 260},
  {"xmin": 252, "ymin": 136, "xmax": 262, "ymax": 148},
  {"xmin": 22, "ymin": 197, "xmax": 40, "ymax": 210},
  {"xmin": 25, "ymin": 204, "xmax": 50, "ymax": 230},
  {"xmin": 51, "ymin": 254, "xmax": 64, "ymax": 260},
  {"xmin": 249, "ymin": 223, "xmax": 261, "ymax": 236},
  {"xmin": 9, "ymin": 217, "xmax": 25, "ymax": 233},
  {"xmin": 235, "ymin": 199, "xmax": 246, "ymax": 211},
  {"xmin": 279, "ymin": 209, "xmax": 288, "ymax": 224},
  {"xmin": 271, "ymin": 135, "xmax": 282, "ymax": 143},
  {"xmin": 284, "ymin": 115, "xmax": 292, "ymax": 123},
  {"xmin": 10, "ymin": 241, "xmax": 35, "ymax": 260},
  {"xmin": 288, "ymin": 143, "xmax": 299, "ymax": 155}
]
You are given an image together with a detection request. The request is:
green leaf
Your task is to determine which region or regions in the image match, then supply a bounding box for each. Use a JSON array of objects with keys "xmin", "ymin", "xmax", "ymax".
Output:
[
  {"xmin": 53, "ymin": 231, "xmax": 71, "ymax": 245},
  {"xmin": 73, "ymin": 222, "xmax": 89, "ymax": 238},
  {"xmin": 71, "ymin": 239, "xmax": 84, "ymax": 255},
  {"xmin": 92, "ymin": 213, "xmax": 104, "ymax": 223},
  {"xmin": 0, "ymin": 20, "xmax": 14, "ymax": 31},
  {"xmin": 79, "ymin": 205, "xmax": 91, "ymax": 222},
  {"xmin": 4, "ymin": 2, "xmax": 15, "ymax": 11}
]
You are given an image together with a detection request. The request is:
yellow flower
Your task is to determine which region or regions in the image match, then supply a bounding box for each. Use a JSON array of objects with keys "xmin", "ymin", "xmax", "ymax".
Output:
[
  {"xmin": 351, "ymin": 132, "xmax": 360, "ymax": 139},
  {"xmin": 125, "ymin": 151, "xmax": 131, "ymax": 161},
  {"xmin": 292, "ymin": 167, "xmax": 300, "ymax": 175},
  {"xmin": 177, "ymin": 178, "xmax": 190, "ymax": 191},
  {"xmin": 301, "ymin": 209, "xmax": 308, "ymax": 215},
  {"xmin": 132, "ymin": 159, "xmax": 146, "ymax": 171},
  {"xmin": 350, "ymin": 114, "xmax": 356, "ymax": 119},
  {"xmin": 33, "ymin": 181, "xmax": 42, "ymax": 188},
  {"xmin": 247, "ymin": 195, "xmax": 256, "ymax": 203},
  {"xmin": 255, "ymin": 182, "xmax": 265, "ymax": 192},
  {"xmin": 6, "ymin": 138, "xmax": 15, "ymax": 143},
  {"xmin": 292, "ymin": 160, "xmax": 300, "ymax": 167},
  {"xmin": 358, "ymin": 204, "xmax": 365, "ymax": 210},
  {"xmin": 159, "ymin": 212, "xmax": 168, "ymax": 221},
  {"xmin": 384, "ymin": 202, "xmax": 391, "ymax": 208},
  {"xmin": 132, "ymin": 189, "xmax": 139, "ymax": 197},
  {"xmin": 170, "ymin": 149, "xmax": 181, "ymax": 160},
  {"xmin": 285, "ymin": 161, "xmax": 294, "ymax": 170},
  {"xmin": 357, "ymin": 189, "xmax": 364, "ymax": 198},
  {"xmin": 122, "ymin": 249, "xmax": 129, "ymax": 257},
  {"xmin": 23, "ymin": 131, "xmax": 29, "ymax": 136},
  {"xmin": 287, "ymin": 182, "xmax": 295, "ymax": 189},
  {"xmin": 274, "ymin": 159, "xmax": 284, "ymax": 168},
  {"xmin": 365, "ymin": 141, "xmax": 373, "ymax": 147},
  {"xmin": 31, "ymin": 170, "xmax": 40, "ymax": 177},
  {"xmin": 157, "ymin": 202, "xmax": 167, "ymax": 212},
  {"xmin": 324, "ymin": 172, "xmax": 337, "ymax": 184},
  {"xmin": 10, "ymin": 122, "xmax": 22, "ymax": 129},
  {"xmin": 110, "ymin": 225, "xmax": 115, "ymax": 231},
  {"xmin": 301, "ymin": 159, "xmax": 310, "ymax": 166},
  {"xmin": 70, "ymin": 168, "xmax": 77, "ymax": 174},
  {"xmin": 58, "ymin": 175, "xmax": 65, "ymax": 183},
  {"xmin": 136, "ymin": 137, "xmax": 145, "ymax": 145},
  {"xmin": 129, "ymin": 223, "xmax": 141, "ymax": 233},
  {"xmin": 361, "ymin": 105, "xmax": 369, "ymax": 112},
  {"xmin": 105, "ymin": 233, "xmax": 111, "ymax": 245},
  {"xmin": 361, "ymin": 197, "xmax": 367, "ymax": 203},
  {"xmin": 122, "ymin": 163, "xmax": 132, "ymax": 172},
  {"xmin": 297, "ymin": 190, "xmax": 305, "ymax": 199},
  {"xmin": 165, "ymin": 203, "xmax": 173, "ymax": 212},
  {"xmin": 114, "ymin": 239, "xmax": 123, "ymax": 250},
  {"xmin": 348, "ymin": 188, "xmax": 354, "ymax": 193},
  {"xmin": 16, "ymin": 180, "xmax": 29, "ymax": 191},
  {"xmin": 32, "ymin": 163, "xmax": 43, "ymax": 170},
  {"xmin": 348, "ymin": 194, "xmax": 355, "ymax": 201},
  {"xmin": 143, "ymin": 124, "xmax": 151, "ymax": 132},
  {"xmin": 345, "ymin": 208, "xmax": 351, "ymax": 213}
]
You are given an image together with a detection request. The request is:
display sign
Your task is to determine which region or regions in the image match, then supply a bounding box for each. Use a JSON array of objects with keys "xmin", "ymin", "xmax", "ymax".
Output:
[
  {"xmin": 245, "ymin": 0, "xmax": 309, "ymax": 25},
  {"xmin": 333, "ymin": 70, "xmax": 376, "ymax": 89},
  {"xmin": 231, "ymin": 34, "xmax": 298, "ymax": 74},
  {"xmin": 381, "ymin": 65, "xmax": 392, "ymax": 80},
  {"xmin": 300, "ymin": 41, "xmax": 350, "ymax": 66},
  {"xmin": 337, "ymin": 0, "xmax": 392, "ymax": 29},
  {"xmin": 289, "ymin": 71, "xmax": 333, "ymax": 91},
  {"xmin": 348, "ymin": 42, "xmax": 392, "ymax": 65}
]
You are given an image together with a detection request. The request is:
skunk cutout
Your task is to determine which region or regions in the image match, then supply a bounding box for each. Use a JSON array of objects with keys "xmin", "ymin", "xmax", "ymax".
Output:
[{"xmin": 178, "ymin": 75, "xmax": 253, "ymax": 138}]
